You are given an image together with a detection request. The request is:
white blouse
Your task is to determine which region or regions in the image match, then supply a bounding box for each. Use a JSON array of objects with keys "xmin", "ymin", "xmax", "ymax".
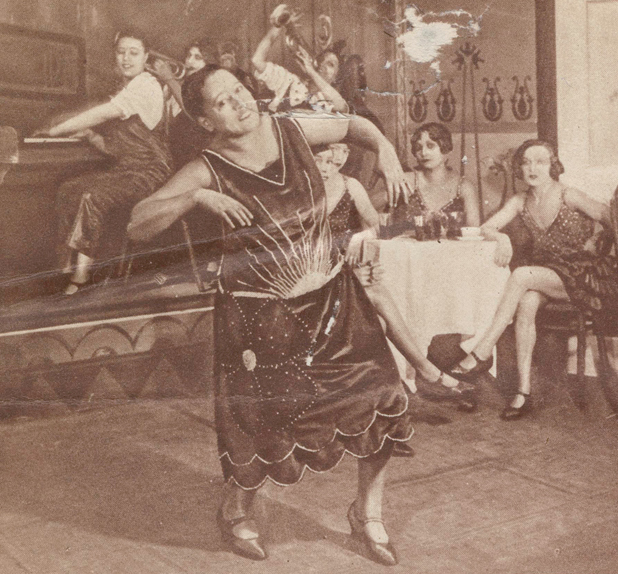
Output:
[{"xmin": 110, "ymin": 72, "xmax": 164, "ymax": 130}]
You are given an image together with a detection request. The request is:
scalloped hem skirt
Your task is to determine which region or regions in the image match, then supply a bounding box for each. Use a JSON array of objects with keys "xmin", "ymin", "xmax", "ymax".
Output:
[{"xmin": 214, "ymin": 266, "xmax": 414, "ymax": 490}]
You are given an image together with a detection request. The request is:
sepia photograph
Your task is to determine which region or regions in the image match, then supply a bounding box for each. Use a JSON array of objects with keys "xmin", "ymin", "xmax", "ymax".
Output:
[{"xmin": 0, "ymin": 0, "xmax": 617, "ymax": 572}]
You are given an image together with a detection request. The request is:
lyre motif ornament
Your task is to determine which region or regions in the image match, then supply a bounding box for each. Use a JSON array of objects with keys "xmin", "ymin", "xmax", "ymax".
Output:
[
  {"xmin": 481, "ymin": 77, "xmax": 503, "ymax": 121},
  {"xmin": 511, "ymin": 75, "xmax": 534, "ymax": 121},
  {"xmin": 453, "ymin": 42, "xmax": 484, "ymax": 71},
  {"xmin": 435, "ymin": 79, "xmax": 456, "ymax": 122},
  {"xmin": 408, "ymin": 80, "xmax": 428, "ymax": 123}
]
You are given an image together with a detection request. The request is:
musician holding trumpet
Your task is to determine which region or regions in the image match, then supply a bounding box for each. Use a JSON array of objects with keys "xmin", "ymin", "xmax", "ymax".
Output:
[
  {"xmin": 251, "ymin": 4, "xmax": 348, "ymax": 114},
  {"xmin": 34, "ymin": 28, "xmax": 173, "ymax": 294}
]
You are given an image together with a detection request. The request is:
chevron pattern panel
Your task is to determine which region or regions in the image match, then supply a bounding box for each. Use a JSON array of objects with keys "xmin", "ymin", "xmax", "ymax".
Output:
[{"xmin": 0, "ymin": 306, "xmax": 215, "ymax": 416}]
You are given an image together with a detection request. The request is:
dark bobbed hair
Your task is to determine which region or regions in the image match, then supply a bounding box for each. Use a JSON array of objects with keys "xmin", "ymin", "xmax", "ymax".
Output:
[
  {"xmin": 114, "ymin": 28, "xmax": 150, "ymax": 52},
  {"xmin": 411, "ymin": 122, "xmax": 453, "ymax": 155},
  {"xmin": 311, "ymin": 143, "xmax": 331, "ymax": 155},
  {"xmin": 185, "ymin": 37, "xmax": 211, "ymax": 60},
  {"xmin": 181, "ymin": 64, "xmax": 255, "ymax": 120},
  {"xmin": 316, "ymin": 39, "xmax": 346, "ymax": 68},
  {"xmin": 512, "ymin": 139, "xmax": 565, "ymax": 181}
]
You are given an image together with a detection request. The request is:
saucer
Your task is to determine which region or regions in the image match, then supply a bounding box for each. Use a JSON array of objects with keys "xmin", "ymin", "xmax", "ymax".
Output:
[{"xmin": 457, "ymin": 236, "xmax": 484, "ymax": 241}]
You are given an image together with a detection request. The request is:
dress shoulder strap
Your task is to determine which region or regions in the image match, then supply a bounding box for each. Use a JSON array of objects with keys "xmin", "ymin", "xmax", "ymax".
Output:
[{"xmin": 456, "ymin": 176, "xmax": 464, "ymax": 197}]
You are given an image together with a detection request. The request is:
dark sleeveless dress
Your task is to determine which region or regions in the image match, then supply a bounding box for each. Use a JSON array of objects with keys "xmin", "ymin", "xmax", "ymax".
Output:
[
  {"xmin": 327, "ymin": 177, "xmax": 363, "ymax": 253},
  {"xmin": 203, "ymin": 118, "xmax": 412, "ymax": 489},
  {"xmin": 520, "ymin": 191, "xmax": 618, "ymax": 313},
  {"xmin": 56, "ymin": 82, "xmax": 173, "ymax": 263}
]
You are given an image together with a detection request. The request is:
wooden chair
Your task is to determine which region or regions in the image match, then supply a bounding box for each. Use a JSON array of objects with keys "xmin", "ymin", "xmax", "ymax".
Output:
[{"xmin": 536, "ymin": 200, "xmax": 618, "ymax": 413}]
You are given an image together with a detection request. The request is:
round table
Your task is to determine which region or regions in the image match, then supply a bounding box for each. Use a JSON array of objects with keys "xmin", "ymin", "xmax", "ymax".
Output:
[{"xmin": 365, "ymin": 237, "xmax": 511, "ymax": 390}]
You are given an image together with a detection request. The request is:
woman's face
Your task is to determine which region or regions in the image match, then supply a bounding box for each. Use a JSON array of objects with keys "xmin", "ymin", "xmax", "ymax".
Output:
[
  {"xmin": 318, "ymin": 52, "xmax": 340, "ymax": 85},
  {"xmin": 314, "ymin": 150, "xmax": 337, "ymax": 182},
  {"xmin": 521, "ymin": 145, "xmax": 553, "ymax": 187},
  {"xmin": 201, "ymin": 70, "xmax": 259, "ymax": 135},
  {"xmin": 413, "ymin": 131, "xmax": 447, "ymax": 170},
  {"xmin": 185, "ymin": 47, "xmax": 206, "ymax": 76},
  {"xmin": 218, "ymin": 51, "xmax": 237, "ymax": 71},
  {"xmin": 115, "ymin": 36, "xmax": 148, "ymax": 80}
]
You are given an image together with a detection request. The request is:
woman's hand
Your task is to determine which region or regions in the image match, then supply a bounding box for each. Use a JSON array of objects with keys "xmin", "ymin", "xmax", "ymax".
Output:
[
  {"xmin": 376, "ymin": 143, "xmax": 412, "ymax": 207},
  {"xmin": 494, "ymin": 233, "xmax": 513, "ymax": 267},
  {"xmin": 353, "ymin": 261, "xmax": 384, "ymax": 287},
  {"xmin": 345, "ymin": 233, "xmax": 364, "ymax": 266},
  {"xmin": 193, "ymin": 188, "xmax": 254, "ymax": 229},
  {"xmin": 295, "ymin": 45, "xmax": 317, "ymax": 76},
  {"xmin": 30, "ymin": 127, "xmax": 52, "ymax": 138}
]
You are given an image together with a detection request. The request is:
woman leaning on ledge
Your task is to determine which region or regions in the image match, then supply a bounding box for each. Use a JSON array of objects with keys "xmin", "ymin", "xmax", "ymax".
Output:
[{"xmin": 35, "ymin": 28, "xmax": 173, "ymax": 294}]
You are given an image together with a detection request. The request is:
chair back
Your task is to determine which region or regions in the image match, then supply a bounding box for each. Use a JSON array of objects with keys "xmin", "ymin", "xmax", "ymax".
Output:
[{"xmin": 611, "ymin": 185, "xmax": 618, "ymax": 252}]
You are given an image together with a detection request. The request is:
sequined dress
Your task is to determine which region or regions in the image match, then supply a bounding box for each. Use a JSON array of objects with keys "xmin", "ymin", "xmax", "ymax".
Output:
[
  {"xmin": 326, "ymin": 177, "xmax": 362, "ymax": 253},
  {"xmin": 520, "ymin": 190, "xmax": 618, "ymax": 313},
  {"xmin": 202, "ymin": 117, "xmax": 413, "ymax": 489}
]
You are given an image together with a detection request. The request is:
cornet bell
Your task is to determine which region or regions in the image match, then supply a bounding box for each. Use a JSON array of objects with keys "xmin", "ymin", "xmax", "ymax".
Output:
[{"xmin": 146, "ymin": 50, "xmax": 186, "ymax": 80}]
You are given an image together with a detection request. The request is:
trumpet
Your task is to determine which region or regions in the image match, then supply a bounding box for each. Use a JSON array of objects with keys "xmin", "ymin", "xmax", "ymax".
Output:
[
  {"xmin": 270, "ymin": 4, "xmax": 316, "ymax": 67},
  {"xmin": 146, "ymin": 50, "xmax": 186, "ymax": 80}
]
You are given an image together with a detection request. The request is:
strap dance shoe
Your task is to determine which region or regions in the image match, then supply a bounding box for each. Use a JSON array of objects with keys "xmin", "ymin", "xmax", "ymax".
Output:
[
  {"xmin": 392, "ymin": 442, "xmax": 415, "ymax": 457},
  {"xmin": 500, "ymin": 392, "xmax": 532, "ymax": 421},
  {"xmin": 216, "ymin": 507, "xmax": 267, "ymax": 561},
  {"xmin": 415, "ymin": 371, "xmax": 478, "ymax": 412},
  {"xmin": 448, "ymin": 351, "xmax": 493, "ymax": 382},
  {"xmin": 347, "ymin": 501, "xmax": 398, "ymax": 566}
]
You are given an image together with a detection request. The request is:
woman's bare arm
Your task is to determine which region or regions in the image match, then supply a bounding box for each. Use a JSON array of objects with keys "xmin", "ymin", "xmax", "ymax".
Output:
[
  {"xmin": 346, "ymin": 176, "xmax": 379, "ymax": 231},
  {"xmin": 298, "ymin": 114, "xmax": 410, "ymax": 207},
  {"xmin": 128, "ymin": 159, "xmax": 254, "ymax": 242},
  {"xmin": 564, "ymin": 187, "xmax": 611, "ymax": 226},
  {"xmin": 460, "ymin": 178, "xmax": 481, "ymax": 227},
  {"xmin": 481, "ymin": 194, "xmax": 525, "ymax": 267},
  {"xmin": 45, "ymin": 103, "xmax": 123, "ymax": 136},
  {"xmin": 128, "ymin": 159, "xmax": 214, "ymax": 242},
  {"xmin": 251, "ymin": 27, "xmax": 282, "ymax": 75}
]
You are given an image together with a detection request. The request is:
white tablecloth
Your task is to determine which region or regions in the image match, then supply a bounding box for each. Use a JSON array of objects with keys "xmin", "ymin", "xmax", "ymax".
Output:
[{"xmin": 367, "ymin": 238, "xmax": 511, "ymax": 387}]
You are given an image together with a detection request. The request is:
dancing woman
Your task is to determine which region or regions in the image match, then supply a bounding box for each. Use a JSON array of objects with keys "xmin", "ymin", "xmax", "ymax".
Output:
[
  {"xmin": 128, "ymin": 65, "xmax": 414, "ymax": 565},
  {"xmin": 449, "ymin": 140, "xmax": 618, "ymax": 419}
]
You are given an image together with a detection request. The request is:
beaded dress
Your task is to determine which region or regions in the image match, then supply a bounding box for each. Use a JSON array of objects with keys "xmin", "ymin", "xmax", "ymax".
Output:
[
  {"xmin": 520, "ymin": 188, "xmax": 618, "ymax": 313},
  {"xmin": 202, "ymin": 117, "xmax": 412, "ymax": 489}
]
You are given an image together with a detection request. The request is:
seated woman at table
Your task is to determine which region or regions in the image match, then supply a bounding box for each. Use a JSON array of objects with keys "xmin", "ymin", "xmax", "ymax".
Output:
[
  {"xmin": 314, "ymin": 142, "xmax": 476, "ymax": 411},
  {"xmin": 449, "ymin": 139, "xmax": 618, "ymax": 419},
  {"xmin": 404, "ymin": 122, "xmax": 480, "ymax": 227},
  {"xmin": 38, "ymin": 28, "xmax": 173, "ymax": 294}
]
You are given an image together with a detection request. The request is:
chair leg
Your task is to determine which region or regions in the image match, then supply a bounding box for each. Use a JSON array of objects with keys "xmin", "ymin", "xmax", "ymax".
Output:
[
  {"xmin": 575, "ymin": 322, "xmax": 587, "ymax": 410},
  {"xmin": 596, "ymin": 335, "xmax": 618, "ymax": 415}
]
